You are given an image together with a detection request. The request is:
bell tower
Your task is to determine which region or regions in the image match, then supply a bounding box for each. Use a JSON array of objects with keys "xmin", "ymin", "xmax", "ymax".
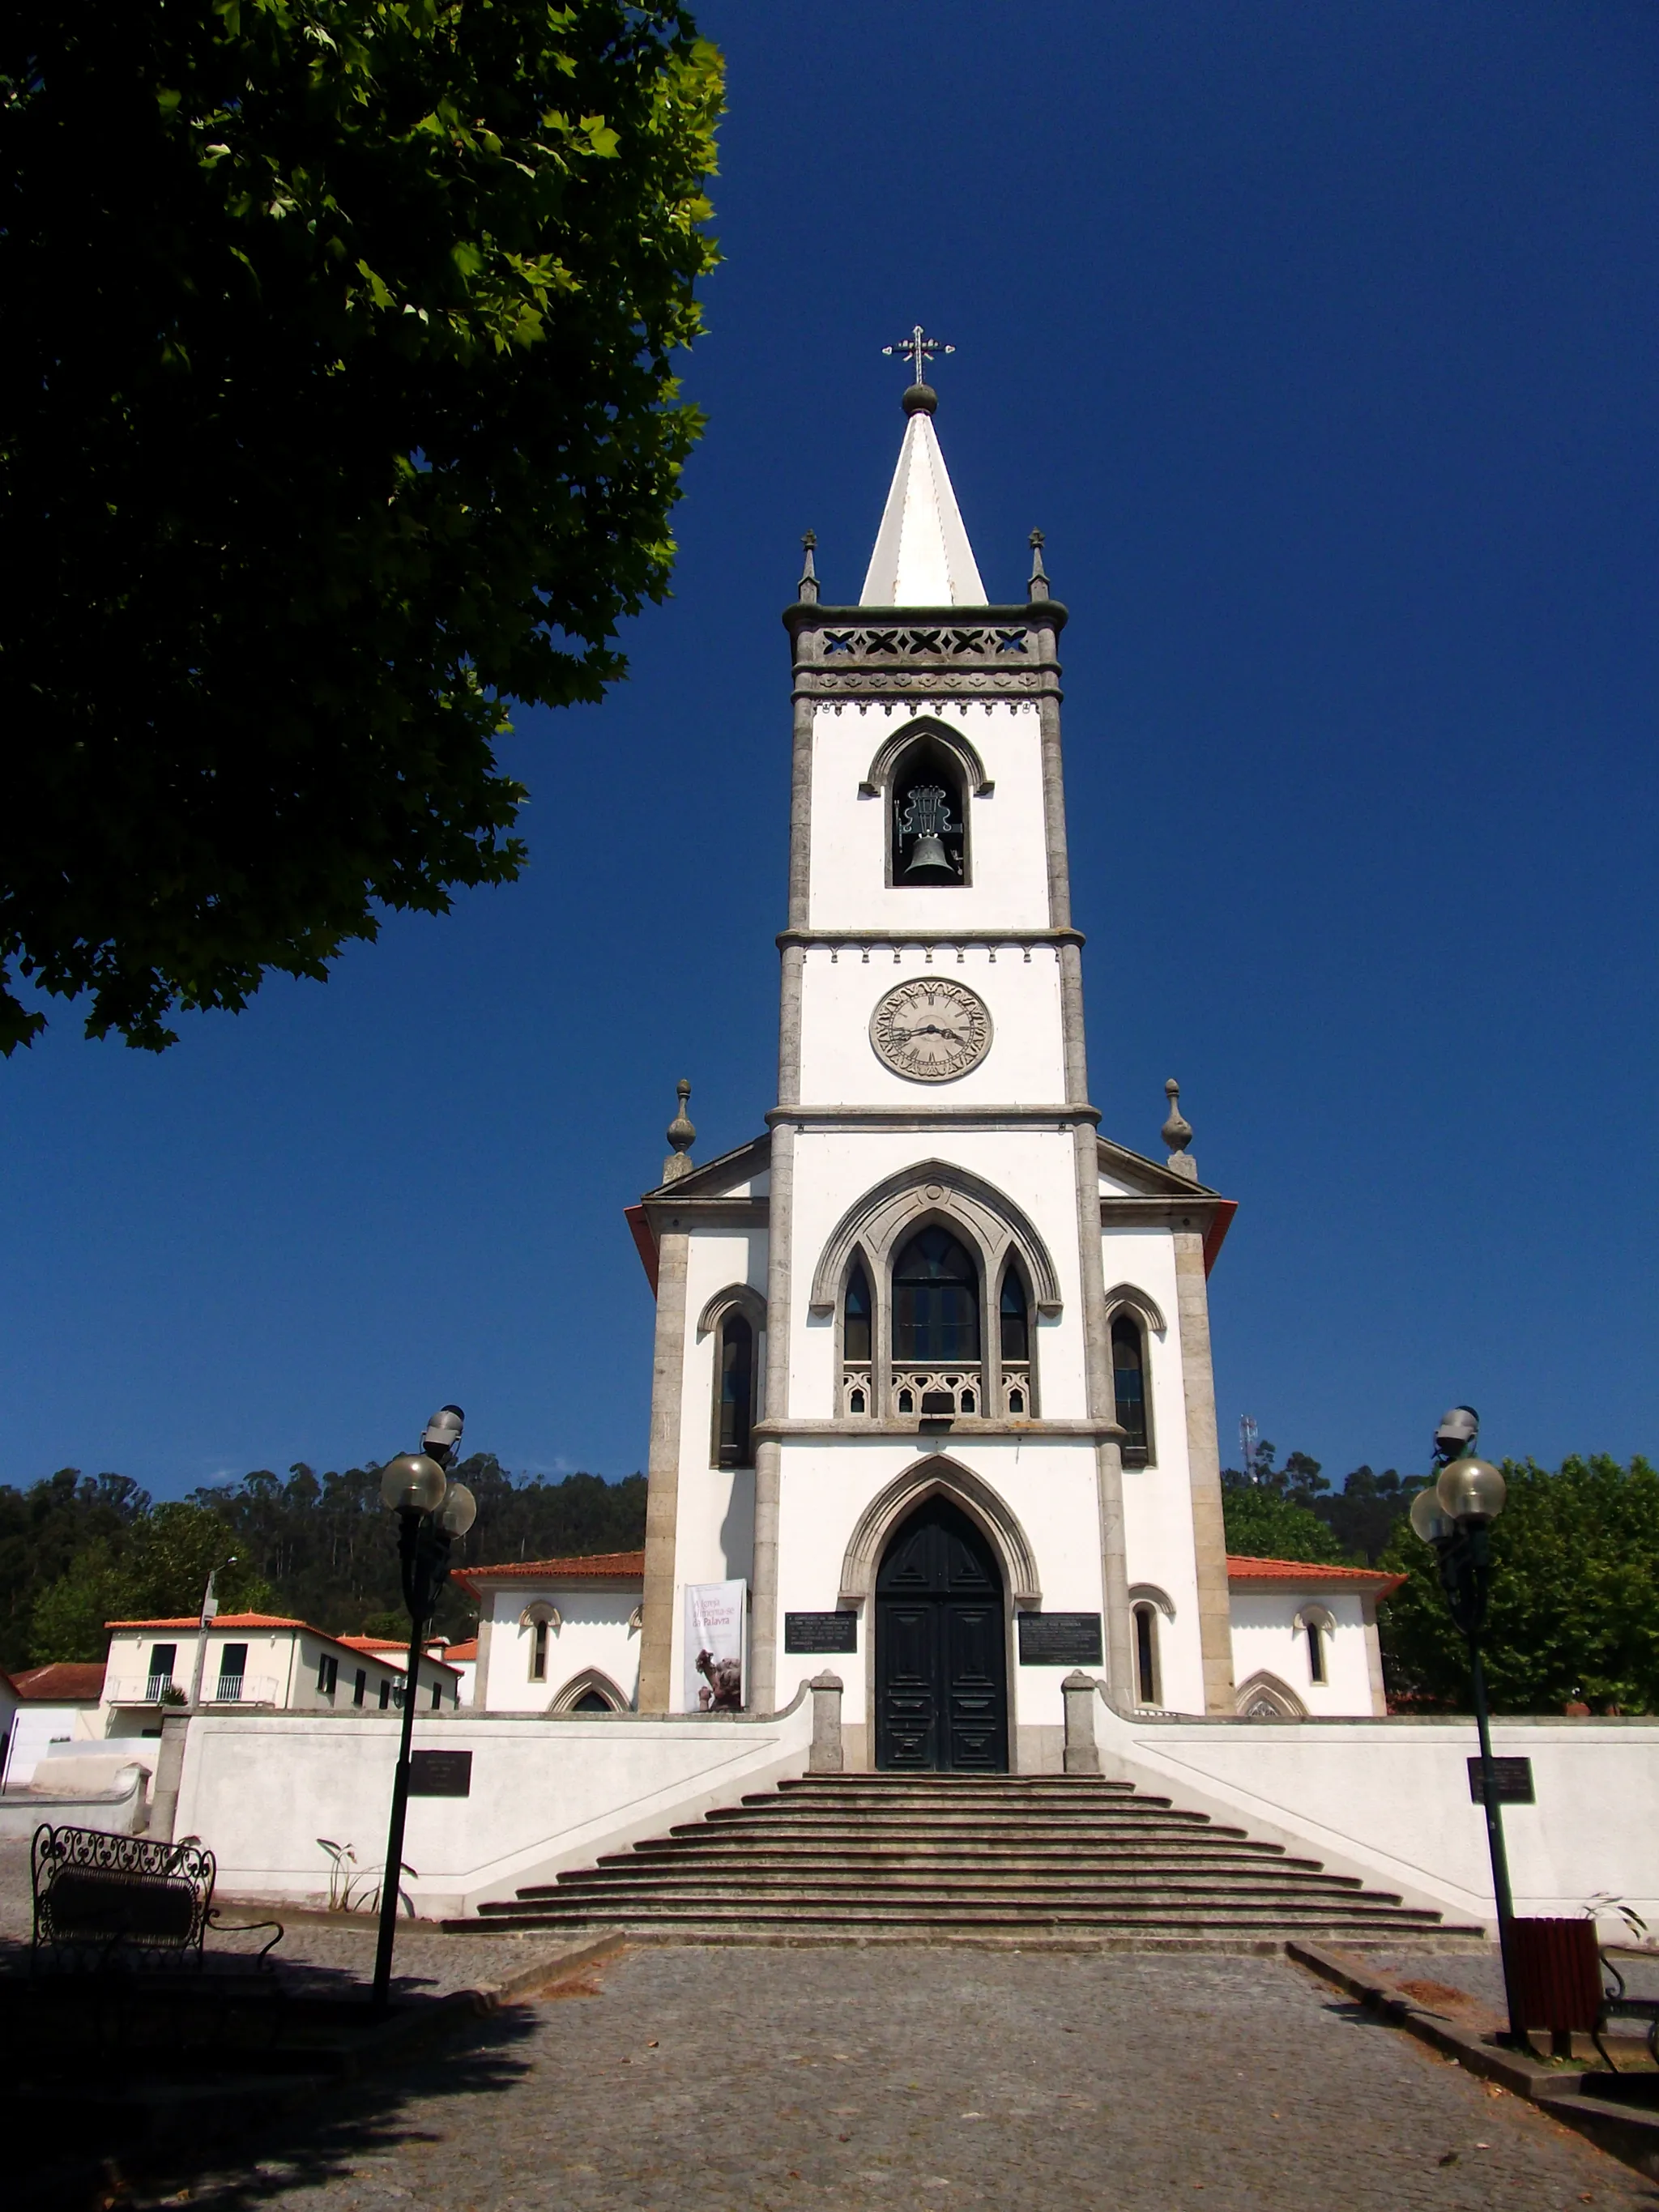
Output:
[{"xmin": 634, "ymin": 339, "xmax": 1237, "ymax": 1763}]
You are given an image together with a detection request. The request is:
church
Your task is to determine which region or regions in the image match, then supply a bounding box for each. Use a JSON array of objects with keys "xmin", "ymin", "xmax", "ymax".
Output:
[
  {"xmin": 565, "ymin": 341, "xmax": 1390, "ymax": 1767},
  {"xmin": 460, "ymin": 347, "xmax": 1397, "ymax": 1762}
]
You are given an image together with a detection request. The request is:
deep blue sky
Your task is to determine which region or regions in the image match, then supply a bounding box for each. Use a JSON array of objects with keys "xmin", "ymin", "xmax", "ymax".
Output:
[{"xmin": 4, "ymin": 2, "xmax": 1656, "ymax": 1500}]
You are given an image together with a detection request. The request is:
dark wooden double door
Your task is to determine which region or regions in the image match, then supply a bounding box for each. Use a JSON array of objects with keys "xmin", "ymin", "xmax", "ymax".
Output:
[{"xmin": 875, "ymin": 1497, "xmax": 1009, "ymax": 1771}]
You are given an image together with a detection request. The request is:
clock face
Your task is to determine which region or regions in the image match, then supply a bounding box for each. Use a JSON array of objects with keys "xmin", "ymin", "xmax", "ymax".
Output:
[{"xmin": 869, "ymin": 978, "xmax": 993, "ymax": 1083}]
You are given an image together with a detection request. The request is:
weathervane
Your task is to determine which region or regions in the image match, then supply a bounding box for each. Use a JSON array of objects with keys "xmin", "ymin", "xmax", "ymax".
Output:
[{"xmin": 882, "ymin": 325, "xmax": 955, "ymax": 385}]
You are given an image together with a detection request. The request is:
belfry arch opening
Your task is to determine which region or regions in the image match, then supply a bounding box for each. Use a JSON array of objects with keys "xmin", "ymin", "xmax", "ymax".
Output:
[{"xmin": 889, "ymin": 734, "xmax": 968, "ymax": 885}]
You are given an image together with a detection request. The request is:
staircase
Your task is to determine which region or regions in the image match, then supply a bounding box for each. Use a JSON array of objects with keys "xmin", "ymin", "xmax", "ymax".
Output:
[{"xmin": 452, "ymin": 1774, "xmax": 1482, "ymax": 1950}]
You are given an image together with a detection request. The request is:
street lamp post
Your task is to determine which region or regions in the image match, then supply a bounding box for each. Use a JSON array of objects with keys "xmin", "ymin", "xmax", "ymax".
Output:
[
  {"xmin": 1409, "ymin": 1404, "xmax": 1525, "ymax": 2046},
  {"xmin": 370, "ymin": 1404, "xmax": 477, "ymax": 2014},
  {"xmin": 185, "ymin": 1556, "xmax": 238, "ymax": 1711}
]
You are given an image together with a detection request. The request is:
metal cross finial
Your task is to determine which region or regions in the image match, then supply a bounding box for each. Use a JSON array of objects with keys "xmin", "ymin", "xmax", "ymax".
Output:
[{"xmin": 883, "ymin": 325, "xmax": 955, "ymax": 385}]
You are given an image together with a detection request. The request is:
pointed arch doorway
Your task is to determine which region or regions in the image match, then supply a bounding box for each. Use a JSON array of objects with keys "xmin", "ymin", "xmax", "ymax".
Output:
[{"xmin": 874, "ymin": 1495, "xmax": 1009, "ymax": 1771}]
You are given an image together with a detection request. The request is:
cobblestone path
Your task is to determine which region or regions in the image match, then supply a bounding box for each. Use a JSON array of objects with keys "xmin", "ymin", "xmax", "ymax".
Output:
[{"xmin": 168, "ymin": 1945, "xmax": 1654, "ymax": 2212}]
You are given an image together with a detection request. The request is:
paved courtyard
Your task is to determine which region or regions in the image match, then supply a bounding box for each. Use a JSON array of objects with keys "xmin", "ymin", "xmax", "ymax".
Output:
[{"xmin": 158, "ymin": 1943, "xmax": 1652, "ymax": 2212}]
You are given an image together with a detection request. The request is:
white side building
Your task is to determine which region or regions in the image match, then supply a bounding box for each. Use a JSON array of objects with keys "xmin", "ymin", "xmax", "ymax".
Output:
[
  {"xmin": 1, "ymin": 1662, "xmax": 106, "ymax": 1787},
  {"xmin": 100, "ymin": 1612, "xmax": 460, "ymax": 1739},
  {"xmin": 455, "ymin": 1552, "xmax": 644, "ymax": 1715}
]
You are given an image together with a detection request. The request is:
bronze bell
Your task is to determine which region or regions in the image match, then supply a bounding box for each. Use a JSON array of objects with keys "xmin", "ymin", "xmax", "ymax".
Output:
[
  {"xmin": 898, "ymin": 784, "xmax": 957, "ymax": 883},
  {"xmin": 905, "ymin": 832, "xmax": 953, "ymax": 882}
]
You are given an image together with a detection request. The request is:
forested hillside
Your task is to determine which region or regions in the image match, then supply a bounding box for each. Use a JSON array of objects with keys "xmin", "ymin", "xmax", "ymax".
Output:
[{"xmin": 1, "ymin": 1456, "xmax": 646, "ymax": 1669}]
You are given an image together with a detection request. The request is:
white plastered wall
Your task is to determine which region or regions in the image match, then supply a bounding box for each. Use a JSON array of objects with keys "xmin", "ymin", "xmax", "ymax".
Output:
[
  {"xmin": 797, "ymin": 944, "xmax": 1067, "ymax": 1109},
  {"xmin": 770, "ymin": 1435, "xmax": 1107, "ymax": 1772},
  {"xmin": 807, "ymin": 701, "xmax": 1051, "ymax": 936},
  {"xmin": 1101, "ymin": 1224, "xmax": 1209, "ymax": 1716},
  {"xmin": 481, "ymin": 1584, "xmax": 642, "ymax": 1713},
  {"xmin": 664, "ymin": 1223, "xmax": 766, "ymax": 1709},
  {"xmin": 1229, "ymin": 1588, "xmax": 1380, "ymax": 1718}
]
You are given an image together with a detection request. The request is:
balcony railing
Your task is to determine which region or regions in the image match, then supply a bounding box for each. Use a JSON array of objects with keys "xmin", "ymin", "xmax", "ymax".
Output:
[
  {"xmin": 841, "ymin": 1363, "xmax": 1034, "ymax": 1419},
  {"xmin": 206, "ymin": 1676, "xmax": 279, "ymax": 1707},
  {"xmin": 104, "ymin": 1674, "xmax": 280, "ymax": 1707},
  {"xmin": 105, "ymin": 1675, "xmax": 185, "ymax": 1707},
  {"xmin": 841, "ymin": 1362, "xmax": 873, "ymax": 1416},
  {"xmin": 892, "ymin": 1367, "xmax": 983, "ymax": 1417}
]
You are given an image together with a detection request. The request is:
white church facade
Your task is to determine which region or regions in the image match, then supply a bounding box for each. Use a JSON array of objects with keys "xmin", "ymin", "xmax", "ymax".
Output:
[{"xmin": 598, "ymin": 360, "xmax": 1396, "ymax": 1767}]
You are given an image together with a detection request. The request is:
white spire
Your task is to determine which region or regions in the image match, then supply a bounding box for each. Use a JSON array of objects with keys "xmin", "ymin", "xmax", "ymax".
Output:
[{"xmin": 859, "ymin": 392, "xmax": 987, "ymax": 607}]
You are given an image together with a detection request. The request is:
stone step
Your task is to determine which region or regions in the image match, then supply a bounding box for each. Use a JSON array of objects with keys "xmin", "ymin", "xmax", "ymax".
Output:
[
  {"xmin": 472, "ymin": 1898, "xmax": 1444, "ymax": 1929},
  {"xmin": 595, "ymin": 1848, "xmax": 1328, "ymax": 1873},
  {"xmin": 528, "ymin": 1877, "xmax": 1378, "ymax": 1907},
  {"xmin": 458, "ymin": 1771, "xmax": 1469, "ymax": 1950},
  {"xmin": 680, "ymin": 1813, "xmax": 1231, "ymax": 1835}
]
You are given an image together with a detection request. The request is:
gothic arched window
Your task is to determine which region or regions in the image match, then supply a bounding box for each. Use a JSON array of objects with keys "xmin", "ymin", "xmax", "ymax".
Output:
[
  {"xmin": 1000, "ymin": 1265, "xmax": 1031, "ymax": 1413},
  {"xmin": 890, "ymin": 739, "xmax": 968, "ymax": 885},
  {"xmin": 999, "ymin": 1267, "xmax": 1029, "ymax": 1361},
  {"xmin": 717, "ymin": 1311, "xmax": 755, "ymax": 1468},
  {"xmin": 1111, "ymin": 1312, "xmax": 1149, "ymax": 1467},
  {"xmin": 842, "ymin": 1261, "xmax": 872, "ymax": 1416},
  {"xmin": 844, "ymin": 1262, "xmax": 872, "ymax": 1362},
  {"xmin": 892, "ymin": 1228, "xmax": 980, "ymax": 1363},
  {"xmin": 1133, "ymin": 1603, "xmax": 1161, "ymax": 1707}
]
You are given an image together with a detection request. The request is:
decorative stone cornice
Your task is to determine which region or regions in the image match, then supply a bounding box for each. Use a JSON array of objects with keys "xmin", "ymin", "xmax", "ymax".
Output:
[
  {"xmin": 775, "ymin": 927, "xmax": 1085, "ymax": 951},
  {"xmin": 784, "ymin": 600, "xmax": 1066, "ymax": 707},
  {"xmin": 767, "ymin": 1104, "xmax": 1102, "ymax": 1131}
]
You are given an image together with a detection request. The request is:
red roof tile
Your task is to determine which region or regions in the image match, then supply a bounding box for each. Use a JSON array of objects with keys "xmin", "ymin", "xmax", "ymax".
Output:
[
  {"xmin": 454, "ymin": 1549, "xmax": 644, "ymax": 1596},
  {"xmin": 337, "ymin": 1635, "xmax": 458, "ymax": 1675},
  {"xmin": 1227, "ymin": 1554, "xmax": 1405, "ymax": 1593},
  {"xmin": 11, "ymin": 1661, "xmax": 107, "ymax": 1703},
  {"xmin": 105, "ymin": 1614, "xmax": 454, "ymax": 1670},
  {"xmin": 441, "ymin": 1639, "xmax": 479, "ymax": 1664},
  {"xmin": 105, "ymin": 1612, "xmax": 312, "ymax": 1631}
]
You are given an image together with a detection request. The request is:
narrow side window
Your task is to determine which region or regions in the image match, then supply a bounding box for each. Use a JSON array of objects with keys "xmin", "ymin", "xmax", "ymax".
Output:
[
  {"xmin": 1111, "ymin": 1314, "xmax": 1149, "ymax": 1466},
  {"xmin": 1134, "ymin": 1604, "xmax": 1160, "ymax": 1707},
  {"xmin": 717, "ymin": 1310, "xmax": 756, "ymax": 1468},
  {"xmin": 530, "ymin": 1618, "xmax": 548, "ymax": 1682},
  {"xmin": 999, "ymin": 1266, "xmax": 1029, "ymax": 1360},
  {"xmin": 844, "ymin": 1263, "xmax": 872, "ymax": 1362},
  {"xmin": 843, "ymin": 1262, "xmax": 872, "ymax": 1417},
  {"xmin": 1306, "ymin": 1620, "xmax": 1326, "ymax": 1685}
]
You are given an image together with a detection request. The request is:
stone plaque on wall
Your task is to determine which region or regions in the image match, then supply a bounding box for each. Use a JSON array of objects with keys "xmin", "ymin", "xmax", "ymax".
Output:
[
  {"xmin": 785, "ymin": 1612, "xmax": 859, "ymax": 1654},
  {"xmin": 1467, "ymin": 1756, "xmax": 1533, "ymax": 1805},
  {"xmin": 407, "ymin": 1750, "xmax": 472, "ymax": 1797},
  {"xmin": 1017, "ymin": 1613, "xmax": 1103, "ymax": 1667}
]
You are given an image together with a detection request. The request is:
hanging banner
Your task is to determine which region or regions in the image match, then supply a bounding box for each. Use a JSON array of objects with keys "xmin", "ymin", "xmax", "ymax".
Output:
[{"xmin": 684, "ymin": 1581, "xmax": 747, "ymax": 1711}]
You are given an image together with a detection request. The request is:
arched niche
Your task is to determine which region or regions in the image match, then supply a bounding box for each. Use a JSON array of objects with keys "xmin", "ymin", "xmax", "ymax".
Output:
[
  {"xmin": 696, "ymin": 1282, "xmax": 767, "ymax": 1337},
  {"xmin": 838, "ymin": 1455, "xmax": 1042, "ymax": 1609},
  {"xmin": 859, "ymin": 717, "xmax": 993, "ymax": 799},
  {"xmin": 808, "ymin": 1160, "xmax": 1062, "ymax": 1320},
  {"xmin": 1102, "ymin": 1283, "xmax": 1167, "ymax": 1336},
  {"xmin": 1235, "ymin": 1670, "xmax": 1307, "ymax": 1720},
  {"xmin": 548, "ymin": 1668, "xmax": 630, "ymax": 1715},
  {"xmin": 1127, "ymin": 1582, "xmax": 1176, "ymax": 1620}
]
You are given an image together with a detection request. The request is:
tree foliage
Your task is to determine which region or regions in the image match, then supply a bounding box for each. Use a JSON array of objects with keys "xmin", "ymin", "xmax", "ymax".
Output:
[
  {"xmin": 1220, "ymin": 1475, "xmax": 1350, "ymax": 1564},
  {"xmin": 7, "ymin": 1452, "xmax": 647, "ymax": 1663},
  {"xmin": 28, "ymin": 1502, "xmax": 275, "ymax": 1663},
  {"xmin": 1220, "ymin": 1441, "xmax": 1427, "ymax": 1566},
  {"xmin": 0, "ymin": 1, "xmax": 721, "ymax": 1051},
  {"xmin": 1378, "ymin": 1456, "xmax": 1659, "ymax": 1714}
]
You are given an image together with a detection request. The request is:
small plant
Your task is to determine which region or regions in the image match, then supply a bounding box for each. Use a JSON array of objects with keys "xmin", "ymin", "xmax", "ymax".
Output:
[
  {"xmin": 316, "ymin": 1839, "xmax": 418, "ymax": 1916},
  {"xmin": 159, "ymin": 1683, "xmax": 189, "ymax": 1705},
  {"xmin": 1583, "ymin": 1893, "xmax": 1651, "ymax": 1945}
]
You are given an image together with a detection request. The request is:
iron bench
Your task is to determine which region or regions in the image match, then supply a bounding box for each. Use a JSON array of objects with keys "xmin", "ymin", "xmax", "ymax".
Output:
[
  {"xmin": 30, "ymin": 1822, "xmax": 283, "ymax": 1971},
  {"xmin": 1595, "ymin": 1945, "xmax": 1659, "ymax": 2072}
]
